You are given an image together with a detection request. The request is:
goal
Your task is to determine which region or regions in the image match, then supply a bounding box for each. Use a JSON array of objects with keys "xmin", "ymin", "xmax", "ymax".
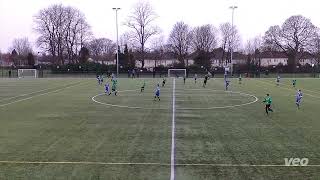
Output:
[
  {"xmin": 168, "ymin": 69, "xmax": 186, "ymax": 78},
  {"xmin": 18, "ymin": 69, "xmax": 38, "ymax": 78}
]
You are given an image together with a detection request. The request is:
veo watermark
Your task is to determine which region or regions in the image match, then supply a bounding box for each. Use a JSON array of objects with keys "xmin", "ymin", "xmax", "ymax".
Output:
[{"xmin": 284, "ymin": 158, "xmax": 309, "ymax": 166}]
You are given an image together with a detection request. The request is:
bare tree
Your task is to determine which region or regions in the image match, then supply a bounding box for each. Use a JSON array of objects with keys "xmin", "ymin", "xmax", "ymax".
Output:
[
  {"xmin": 191, "ymin": 24, "xmax": 217, "ymax": 52},
  {"xmin": 245, "ymin": 36, "xmax": 262, "ymax": 55},
  {"xmin": 252, "ymin": 36, "xmax": 263, "ymax": 51},
  {"xmin": 125, "ymin": 2, "xmax": 159, "ymax": 68},
  {"xmin": 190, "ymin": 24, "xmax": 217, "ymax": 70},
  {"xmin": 311, "ymin": 30, "xmax": 320, "ymax": 68},
  {"xmin": 245, "ymin": 40, "xmax": 254, "ymax": 55},
  {"xmin": 168, "ymin": 21, "xmax": 192, "ymax": 66},
  {"xmin": 10, "ymin": 37, "xmax": 33, "ymax": 56},
  {"xmin": 264, "ymin": 15, "xmax": 317, "ymax": 71},
  {"xmin": 219, "ymin": 22, "xmax": 241, "ymax": 65},
  {"xmin": 34, "ymin": 4, "xmax": 91, "ymax": 64},
  {"xmin": 151, "ymin": 35, "xmax": 165, "ymax": 51},
  {"xmin": 88, "ymin": 38, "xmax": 116, "ymax": 62},
  {"xmin": 64, "ymin": 7, "xmax": 92, "ymax": 63},
  {"xmin": 149, "ymin": 35, "xmax": 165, "ymax": 69}
]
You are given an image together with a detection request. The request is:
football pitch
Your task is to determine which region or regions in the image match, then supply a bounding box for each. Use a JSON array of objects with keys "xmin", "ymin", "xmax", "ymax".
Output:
[{"xmin": 0, "ymin": 77, "xmax": 320, "ymax": 179}]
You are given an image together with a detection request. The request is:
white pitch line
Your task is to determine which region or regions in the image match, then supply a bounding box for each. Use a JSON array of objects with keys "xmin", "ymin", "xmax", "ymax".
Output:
[
  {"xmin": 0, "ymin": 84, "xmax": 63, "ymax": 102},
  {"xmin": 0, "ymin": 82, "xmax": 85, "ymax": 108},
  {"xmin": 170, "ymin": 78, "xmax": 176, "ymax": 180},
  {"xmin": 174, "ymin": 163, "xmax": 320, "ymax": 167},
  {"xmin": 92, "ymin": 89, "xmax": 259, "ymax": 110},
  {"xmin": 256, "ymin": 79, "xmax": 320, "ymax": 99},
  {"xmin": 0, "ymin": 161, "xmax": 319, "ymax": 167},
  {"xmin": 0, "ymin": 161, "xmax": 166, "ymax": 166},
  {"xmin": 265, "ymin": 79, "xmax": 320, "ymax": 95}
]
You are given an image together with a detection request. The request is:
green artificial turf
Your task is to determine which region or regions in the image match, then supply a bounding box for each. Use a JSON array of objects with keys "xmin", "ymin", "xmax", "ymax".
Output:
[{"xmin": 0, "ymin": 77, "xmax": 320, "ymax": 179}]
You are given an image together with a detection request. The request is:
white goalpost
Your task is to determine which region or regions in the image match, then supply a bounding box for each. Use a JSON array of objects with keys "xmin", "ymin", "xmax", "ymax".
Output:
[
  {"xmin": 168, "ymin": 69, "xmax": 186, "ymax": 78},
  {"xmin": 18, "ymin": 69, "xmax": 38, "ymax": 78}
]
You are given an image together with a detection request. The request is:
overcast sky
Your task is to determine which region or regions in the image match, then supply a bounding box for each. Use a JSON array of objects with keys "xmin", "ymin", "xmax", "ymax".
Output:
[{"xmin": 0, "ymin": 0, "xmax": 319, "ymax": 53}]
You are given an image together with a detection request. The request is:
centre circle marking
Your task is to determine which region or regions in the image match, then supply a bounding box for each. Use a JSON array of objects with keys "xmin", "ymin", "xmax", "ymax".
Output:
[{"xmin": 91, "ymin": 89, "xmax": 259, "ymax": 110}]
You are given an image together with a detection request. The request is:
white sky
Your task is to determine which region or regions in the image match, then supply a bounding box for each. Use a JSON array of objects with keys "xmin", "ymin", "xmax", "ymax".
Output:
[{"xmin": 0, "ymin": 0, "xmax": 319, "ymax": 52}]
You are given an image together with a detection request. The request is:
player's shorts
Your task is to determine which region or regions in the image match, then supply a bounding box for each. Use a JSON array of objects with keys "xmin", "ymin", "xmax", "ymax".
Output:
[
  {"xmin": 112, "ymin": 88, "xmax": 116, "ymax": 92},
  {"xmin": 266, "ymin": 104, "xmax": 272, "ymax": 110},
  {"xmin": 155, "ymin": 91, "xmax": 160, "ymax": 97},
  {"xmin": 296, "ymin": 98, "xmax": 301, "ymax": 103}
]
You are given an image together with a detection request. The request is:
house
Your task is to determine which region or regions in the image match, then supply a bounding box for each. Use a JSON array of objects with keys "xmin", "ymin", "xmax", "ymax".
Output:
[
  {"xmin": 0, "ymin": 54, "xmax": 14, "ymax": 67},
  {"xmin": 258, "ymin": 51, "xmax": 317, "ymax": 67},
  {"xmin": 259, "ymin": 51, "xmax": 288, "ymax": 66},
  {"xmin": 134, "ymin": 49, "xmax": 248, "ymax": 69}
]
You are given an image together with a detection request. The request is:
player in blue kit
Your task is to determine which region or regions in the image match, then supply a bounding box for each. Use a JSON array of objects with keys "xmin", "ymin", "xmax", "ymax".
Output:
[
  {"xmin": 96, "ymin": 75, "xmax": 102, "ymax": 85},
  {"xmin": 154, "ymin": 84, "xmax": 160, "ymax": 101},
  {"xmin": 295, "ymin": 89, "xmax": 303, "ymax": 109},
  {"xmin": 105, "ymin": 82, "xmax": 110, "ymax": 95}
]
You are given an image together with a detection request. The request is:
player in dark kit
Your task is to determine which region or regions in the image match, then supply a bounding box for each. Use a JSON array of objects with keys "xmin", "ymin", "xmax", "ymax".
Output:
[
  {"xmin": 141, "ymin": 81, "xmax": 146, "ymax": 92},
  {"xmin": 292, "ymin": 79, "xmax": 297, "ymax": 88},
  {"xmin": 162, "ymin": 78, "xmax": 166, "ymax": 87},
  {"xmin": 276, "ymin": 75, "xmax": 280, "ymax": 86},
  {"xmin": 225, "ymin": 80, "xmax": 230, "ymax": 91},
  {"xmin": 239, "ymin": 74, "xmax": 242, "ymax": 84},
  {"xmin": 203, "ymin": 75, "xmax": 208, "ymax": 88}
]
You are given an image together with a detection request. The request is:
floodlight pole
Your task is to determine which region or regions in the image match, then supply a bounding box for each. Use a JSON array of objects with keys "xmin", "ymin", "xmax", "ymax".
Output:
[
  {"xmin": 113, "ymin": 8, "xmax": 121, "ymax": 77},
  {"xmin": 229, "ymin": 5, "xmax": 238, "ymax": 75}
]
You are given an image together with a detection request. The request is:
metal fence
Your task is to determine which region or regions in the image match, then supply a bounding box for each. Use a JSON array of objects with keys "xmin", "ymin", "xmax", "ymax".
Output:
[{"xmin": 0, "ymin": 68, "xmax": 319, "ymax": 78}]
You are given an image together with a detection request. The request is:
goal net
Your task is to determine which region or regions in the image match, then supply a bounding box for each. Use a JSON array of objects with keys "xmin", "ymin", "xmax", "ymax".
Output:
[
  {"xmin": 18, "ymin": 69, "xmax": 38, "ymax": 78},
  {"xmin": 168, "ymin": 69, "xmax": 186, "ymax": 78}
]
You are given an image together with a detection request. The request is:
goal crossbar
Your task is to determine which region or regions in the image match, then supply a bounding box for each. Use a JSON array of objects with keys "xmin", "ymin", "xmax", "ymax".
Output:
[
  {"xmin": 18, "ymin": 69, "xmax": 38, "ymax": 78},
  {"xmin": 168, "ymin": 69, "xmax": 186, "ymax": 78}
]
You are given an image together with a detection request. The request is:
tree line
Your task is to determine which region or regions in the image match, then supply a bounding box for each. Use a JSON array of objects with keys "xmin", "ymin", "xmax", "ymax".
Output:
[{"xmin": 2, "ymin": 2, "xmax": 320, "ymax": 73}]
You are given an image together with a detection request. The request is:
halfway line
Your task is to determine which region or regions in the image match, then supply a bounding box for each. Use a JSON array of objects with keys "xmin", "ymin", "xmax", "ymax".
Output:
[{"xmin": 170, "ymin": 78, "xmax": 176, "ymax": 180}]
